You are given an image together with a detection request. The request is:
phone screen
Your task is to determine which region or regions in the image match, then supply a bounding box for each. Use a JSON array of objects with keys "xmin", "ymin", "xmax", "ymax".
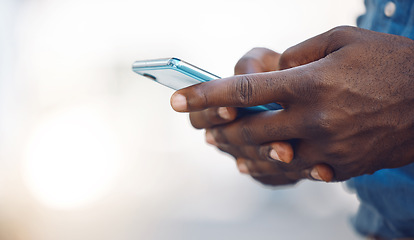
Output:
[
  {"xmin": 132, "ymin": 58, "xmax": 218, "ymax": 90},
  {"xmin": 136, "ymin": 68, "xmax": 205, "ymax": 90}
]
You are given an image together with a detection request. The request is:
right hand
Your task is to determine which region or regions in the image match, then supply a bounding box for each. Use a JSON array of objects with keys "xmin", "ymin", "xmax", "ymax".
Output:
[
  {"xmin": 189, "ymin": 47, "xmax": 333, "ymax": 186},
  {"xmin": 189, "ymin": 48, "xmax": 281, "ymax": 129},
  {"xmin": 173, "ymin": 27, "xmax": 414, "ymax": 184}
]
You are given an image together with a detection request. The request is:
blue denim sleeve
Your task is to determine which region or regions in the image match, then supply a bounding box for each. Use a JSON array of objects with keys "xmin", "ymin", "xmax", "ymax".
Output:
[
  {"xmin": 347, "ymin": 163, "xmax": 414, "ymax": 238},
  {"xmin": 347, "ymin": 0, "xmax": 414, "ymax": 238}
]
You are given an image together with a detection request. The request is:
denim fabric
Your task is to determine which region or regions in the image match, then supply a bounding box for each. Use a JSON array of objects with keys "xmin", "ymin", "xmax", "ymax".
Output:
[
  {"xmin": 347, "ymin": 1, "xmax": 414, "ymax": 238},
  {"xmin": 347, "ymin": 164, "xmax": 414, "ymax": 238},
  {"xmin": 357, "ymin": 0, "xmax": 414, "ymax": 38}
]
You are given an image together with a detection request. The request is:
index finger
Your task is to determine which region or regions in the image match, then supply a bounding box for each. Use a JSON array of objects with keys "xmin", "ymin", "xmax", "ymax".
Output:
[{"xmin": 170, "ymin": 66, "xmax": 313, "ymax": 112}]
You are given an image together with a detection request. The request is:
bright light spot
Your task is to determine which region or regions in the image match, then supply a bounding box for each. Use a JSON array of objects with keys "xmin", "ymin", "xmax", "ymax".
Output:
[{"xmin": 23, "ymin": 106, "xmax": 121, "ymax": 210}]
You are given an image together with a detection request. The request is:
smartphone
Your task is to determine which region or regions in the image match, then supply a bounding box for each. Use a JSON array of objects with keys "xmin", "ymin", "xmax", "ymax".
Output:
[{"xmin": 132, "ymin": 58, "xmax": 282, "ymax": 113}]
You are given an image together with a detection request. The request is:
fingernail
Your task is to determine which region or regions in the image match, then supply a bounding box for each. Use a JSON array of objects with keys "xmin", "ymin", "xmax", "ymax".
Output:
[
  {"xmin": 269, "ymin": 149, "xmax": 282, "ymax": 162},
  {"xmin": 270, "ymin": 143, "xmax": 293, "ymax": 163},
  {"xmin": 171, "ymin": 94, "xmax": 187, "ymax": 111},
  {"xmin": 205, "ymin": 130, "xmax": 217, "ymax": 146},
  {"xmin": 237, "ymin": 162, "xmax": 249, "ymax": 174},
  {"xmin": 217, "ymin": 107, "xmax": 231, "ymax": 120},
  {"xmin": 310, "ymin": 168, "xmax": 323, "ymax": 181}
]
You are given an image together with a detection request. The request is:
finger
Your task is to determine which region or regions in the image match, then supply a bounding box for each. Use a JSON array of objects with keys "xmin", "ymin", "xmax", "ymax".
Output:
[
  {"xmin": 190, "ymin": 107, "xmax": 238, "ymax": 129},
  {"xmin": 237, "ymin": 157, "xmax": 285, "ymax": 177},
  {"xmin": 235, "ymin": 61, "xmax": 262, "ymax": 75},
  {"xmin": 218, "ymin": 143, "xmax": 274, "ymax": 164},
  {"xmin": 240, "ymin": 157, "xmax": 307, "ymax": 182},
  {"xmin": 218, "ymin": 141, "xmax": 294, "ymax": 166},
  {"xmin": 225, "ymin": 142, "xmax": 333, "ymax": 181},
  {"xmin": 205, "ymin": 130, "xmax": 218, "ymax": 146},
  {"xmin": 237, "ymin": 159, "xmax": 333, "ymax": 185},
  {"xmin": 279, "ymin": 26, "xmax": 358, "ymax": 70},
  {"xmin": 236, "ymin": 158, "xmax": 250, "ymax": 174},
  {"xmin": 235, "ymin": 48, "xmax": 280, "ymax": 74},
  {"xmin": 252, "ymin": 164, "xmax": 333, "ymax": 186},
  {"xmin": 277, "ymin": 164, "xmax": 333, "ymax": 183},
  {"xmin": 170, "ymin": 66, "xmax": 313, "ymax": 112},
  {"xmin": 267, "ymin": 142, "xmax": 294, "ymax": 164},
  {"xmin": 252, "ymin": 175, "xmax": 300, "ymax": 186},
  {"xmin": 216, "ymin": 142, "xmax": 259, "ymax": 162},
  {"xmin": 309, "ymin": 164, "xmax": 334, "ymax": 182},
  {"xmin": 209, "ymin": 110, "xmax": 304, "ymax": 145},
  {"xmin": 214, "ymin": 141, "xmax": 245, "ymax": 159},
  {"xmin": 171, "ymin": 27, "xmax": 359, "ymax": 113}
]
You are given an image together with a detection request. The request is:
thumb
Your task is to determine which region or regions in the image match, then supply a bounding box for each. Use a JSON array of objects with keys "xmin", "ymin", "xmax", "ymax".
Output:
[{"xmin": 279, "ymin": 26, "xmax": 358, "ymax": 70}]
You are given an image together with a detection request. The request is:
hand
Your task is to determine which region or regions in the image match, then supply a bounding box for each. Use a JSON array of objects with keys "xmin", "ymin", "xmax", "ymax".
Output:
[
  {"xmin": 189, "ymin": 48, "xmax": 333, "ymax": 185},
  {"xmin": 190, "ymin": 47, "xmax": 281, "ymax": 129},
  {"xmin": 171, "ymin": 26, "xmax": 414, "ymax": 182}
]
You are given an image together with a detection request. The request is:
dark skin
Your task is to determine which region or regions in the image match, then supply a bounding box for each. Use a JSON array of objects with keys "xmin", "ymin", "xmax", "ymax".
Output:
[
  {"xmin": 190, "ymin": 47, "xmax": 334, "ymax": 185},
  {"xmin": 171, "ymin": 26, "xmax": 414, "ymax": 185}
]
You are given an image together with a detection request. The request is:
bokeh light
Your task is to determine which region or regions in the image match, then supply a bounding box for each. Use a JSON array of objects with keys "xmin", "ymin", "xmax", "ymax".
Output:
[
  {"xmin": 23, "ymin": 105, "xmax": 121, "ymax": 209},
  {"xmin": 1, "ymin": 0, "xmax": 364, "ymax": 239}
]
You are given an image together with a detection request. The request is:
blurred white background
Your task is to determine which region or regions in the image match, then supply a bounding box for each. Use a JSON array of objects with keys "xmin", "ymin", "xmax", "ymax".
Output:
[{"xmin": 0, "ymin": 0, "xmax": 365, "ymax": 239}]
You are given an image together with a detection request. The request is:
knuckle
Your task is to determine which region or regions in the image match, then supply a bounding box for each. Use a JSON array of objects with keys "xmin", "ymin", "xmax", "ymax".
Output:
[
  {"xmin": 245, "ymin": 161, "xmax": 264, "ymax": 177},
  {"xmin": 192, "ymin": 84, "xmax": 209, "ymax": 109},
  {"xmin": 332, "ymin": 168, "xmax": 353, "ymax": 182},
  {"xmin": 234, "ymin": 55, "xmax": 258, "ymax": 74},
  {"xmin": 210, "ymin": 127, "xmax": 229, "ymax": 144},
  {"xmin": 327, "ymin": 25, "xmax": 354, "ymax": 39},
  {"xmin": 325, "ymin": 26, "xmax": 357, "ymax": 51},
  {"xmin": 285, "ymin": 69, "xmax": 319, "ymax": 103},
  {"xmin": 250, "ymin": 47, "xmax": 267, "ymax": 52},
  {"xmin": 205, "ymin": 107, "xmax": 221, "ymax": 122},
  {"xmin": 247, "ymin": 47, "xmax": 273, "ymax": 57},
  {"xmin": 234, "ymin": 75, "xmax": 254, "ymax": 105},
  {"xmin": 235, "ymin": 57, "xmax": 250, "ymax": 69},
  {"xmin": 189, "ymin": 109, "xmax": 219, "ymax": 129},
  {"xmin": 324, "ymin": 143, "xmax": 348, "ymax": 161},
  {"xmin": 317, "ymin": 115, "xmax": 336, "ymax": 135},
  {"xmin": 238, "ymin": 117, "xmax": 257, "ymax": 144},
  {"xmin": 241, "ymin": 146, "xmax": 258, "ymax": 159},
  {"xmin": 217, "ymin": 144, "xmax": 236, "ymax": 157},
  {"xmin": 307, "ymin": 111, "xmax": 336, "ymax": 136},
  {"xmin": 279, "ymin": 47, "xmax": 298, "ymax": 69},
  {"xmin": 189, "ymin": 112, "xmax": 203, "ymax": 129},
  {"xmin": 235, "ymin": 47, "xmax": 277, "ymax": 74},
  {"xmin": 307, "ymin": 106, "xmax": 350, "ymax": 137},
  {"xmin": 240, "ymin": 125, "xmax": 254, "ymax": 145}
]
